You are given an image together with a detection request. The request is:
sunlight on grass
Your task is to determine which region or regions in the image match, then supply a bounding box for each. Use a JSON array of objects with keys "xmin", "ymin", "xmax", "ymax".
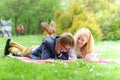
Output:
[
  {"xmin": 95, "ymin": 40, "xmax": 120, "ymax": 59},
  {"xmin": 0, "ymin": 35, "xmax": 120, "ymax": 80}
]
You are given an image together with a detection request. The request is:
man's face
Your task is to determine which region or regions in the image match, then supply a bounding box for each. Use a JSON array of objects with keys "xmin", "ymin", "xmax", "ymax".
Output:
[{"xmin": 60, "ymin": 43, "xmax": 72, "ymax": 52}]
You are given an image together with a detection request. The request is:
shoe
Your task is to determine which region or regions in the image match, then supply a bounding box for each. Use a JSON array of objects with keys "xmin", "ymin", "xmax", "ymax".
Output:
[
  {"xmin": 12, "ymin": 53, "xmax": 21, "ymax": 57},
  {"xmin": 41, "ymin": 22, "xmax": 52, "ymax": 35},
  {"xmin": 4, "ymin": 38, "xmax": 11, "ymax": 56}
]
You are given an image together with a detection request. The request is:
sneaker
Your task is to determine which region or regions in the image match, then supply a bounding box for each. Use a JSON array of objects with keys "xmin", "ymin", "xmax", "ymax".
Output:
[
  {"xmin": 4, "ymin": 38, "xmax": 11, "ymax": 56},
  {"xmin": 41, "ymin": 22, "xmax": 52, "ymax": 35},
  {"xmin": 12, "ymin": 53, "xmax": 21, "ymax": 57}
]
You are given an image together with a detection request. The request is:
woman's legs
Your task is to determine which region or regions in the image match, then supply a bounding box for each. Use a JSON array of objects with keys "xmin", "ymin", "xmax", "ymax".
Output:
[
  {"xmin": 41, "ymin": 21, "xmax": 56, "ymax": 37},
  {"xmin": 41, "ymin": 22, "xmax": 53, "ymax": 36},
  {"xmin": 49, "ymin": 21, "xmax": 56, "ymax": 36}
]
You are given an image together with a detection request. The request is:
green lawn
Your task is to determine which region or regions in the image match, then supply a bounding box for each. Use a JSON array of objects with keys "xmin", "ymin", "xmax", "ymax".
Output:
[{"xmin": 0, "ymin": 35, "xmax": 120, "ymax": 80}]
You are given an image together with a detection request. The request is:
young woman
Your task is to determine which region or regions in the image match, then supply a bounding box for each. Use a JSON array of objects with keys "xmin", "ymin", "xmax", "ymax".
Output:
[{"xmin": 73, "ymin": 28, "xmax": 99, "ymax": 62}]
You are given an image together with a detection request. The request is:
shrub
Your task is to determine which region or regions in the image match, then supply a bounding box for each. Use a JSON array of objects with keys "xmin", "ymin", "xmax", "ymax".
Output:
[
  {"xmin": 102, "ymin": 21, "xmax": 120, "ymax": 40},
  {"xmin": 55, "ymin": 1, "xmax": 102, "ymax": 40}
]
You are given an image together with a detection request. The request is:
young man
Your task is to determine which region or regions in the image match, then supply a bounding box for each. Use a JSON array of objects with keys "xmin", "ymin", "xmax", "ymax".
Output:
[{"xmin": 4, "ymin": 32, "xmax": 76, "ymax": 60}]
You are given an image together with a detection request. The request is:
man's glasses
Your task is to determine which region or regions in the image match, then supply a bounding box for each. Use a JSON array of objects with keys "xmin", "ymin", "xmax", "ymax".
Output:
[{"xmin": 60, "ymin": 43, "xmax": 71, "ymax": 52}]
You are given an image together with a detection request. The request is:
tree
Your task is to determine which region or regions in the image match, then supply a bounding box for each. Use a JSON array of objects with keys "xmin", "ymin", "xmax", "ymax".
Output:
[{"xmin": 0, "ymin": 0, "xmax": 60, "ymax": 35}]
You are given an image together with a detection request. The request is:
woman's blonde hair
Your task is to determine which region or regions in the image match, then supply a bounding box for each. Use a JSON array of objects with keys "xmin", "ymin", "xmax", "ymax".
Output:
[{"xmin": 74, "ymin": 28, "xmax": 94, "ymax": 57}]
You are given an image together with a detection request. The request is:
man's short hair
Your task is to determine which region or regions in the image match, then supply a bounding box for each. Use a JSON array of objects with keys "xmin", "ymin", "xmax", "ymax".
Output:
[{"xmin": 59, "ymin": 32, "xmax": 74, "ymax": 47}]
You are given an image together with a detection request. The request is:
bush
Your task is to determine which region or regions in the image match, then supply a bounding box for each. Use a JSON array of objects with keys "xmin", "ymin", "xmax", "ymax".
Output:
[
  {"xmin": 102, "ymin": 21, "xmax": 120, "ymax": 40},
  {"xmin": 56, "ymin": 1, "xmax": 102, "ymax": 40}
]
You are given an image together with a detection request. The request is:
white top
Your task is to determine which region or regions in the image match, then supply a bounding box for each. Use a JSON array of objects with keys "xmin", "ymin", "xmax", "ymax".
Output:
[
  {"xmin": 68, "ymin": 49, "xmax": 77, "ymax": 60},
  {"xmin": 68, "ymin": 49, "xmax": 99, "ymax": 62}
]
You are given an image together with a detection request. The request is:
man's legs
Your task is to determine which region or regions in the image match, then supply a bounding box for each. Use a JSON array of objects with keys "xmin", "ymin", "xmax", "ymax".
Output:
[
  {"xmin": 4, "ymin": 38, "xmax": 26, "ymax": 56},
  {"xmin": 4, "ymin": 38, "xmax": 37, "ymax": 57},
  {"xmin": 9, "ymin": 47, "xmax": 21, "ymax": 55},
  {"xmin": 10, "ymin": 41, "xmax": 38, "ymax": 57},
  {"xmin": 9, "ymin": 41, "xmax": 27, "ymax": 56},
  {"xmin": 21, "ymin": 46, "xmax": 37, "ymax": 57},
  {"xmin": 10, "ymin": 41, "xmax": 26, "ymax": 51}
]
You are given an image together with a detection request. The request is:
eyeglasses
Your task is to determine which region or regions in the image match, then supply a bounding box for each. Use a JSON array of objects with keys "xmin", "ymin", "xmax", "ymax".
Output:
[{"xmin": 60, "ymin": 43, "xmax": 71, "ymax": 52}]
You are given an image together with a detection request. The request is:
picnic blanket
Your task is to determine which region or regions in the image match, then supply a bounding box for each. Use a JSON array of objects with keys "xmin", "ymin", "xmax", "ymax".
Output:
[
  {"xmin": 7, "ymin": 55, "xmax": 74, "ymax": 64},
  {"xmin": 17, "ymin": 57, "xmax": 54, "ymax": 64},
  {"xmin": 17, "ymin": 57, "xmax": 76, "ymax": 64},
  {"xmin": 98, "ymin": 58, "xmax": 120, "ymax": 64},
  {"xmin": 17, "ymin": 57, "xmax": 120, "ymax": 64},
  {"xmin": 6, "ymin": 55, "xmax": 120, "ymax": 64}
]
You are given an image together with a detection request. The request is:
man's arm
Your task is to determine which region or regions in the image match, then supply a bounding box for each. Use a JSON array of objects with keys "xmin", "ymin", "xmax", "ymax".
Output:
[
  {"xmin": 40, "ymin": 44, "xmax": 55, "ymax": 60},
  {"xmin": 57, "ymin": 52, "xmax": 69, "ymax": 60}
]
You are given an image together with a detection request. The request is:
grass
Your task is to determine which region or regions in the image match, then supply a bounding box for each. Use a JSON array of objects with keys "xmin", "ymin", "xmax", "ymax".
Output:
[
  {"xmin": 0, "ymin": 35, "xmax": 120, "ymax": 80},
  {"xmin": 95, "ymin": 40, "xmax": 120, "ymax": 59}
]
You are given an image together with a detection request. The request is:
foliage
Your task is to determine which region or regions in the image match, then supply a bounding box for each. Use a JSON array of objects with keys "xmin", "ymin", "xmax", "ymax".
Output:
[
  {"xmin": 97, "ymin": 2, "xmax": 120, "ymax": 40},
  {"xmin": 80, "ymin": 0, "xmax": 120, "ymax": 40},
  {"xmin": 0, "ymin": 0, "xmax": 60, "ymax": 35},
  {"xmin": 0, "ymin": 0, "xmax": 120, "ymax": 40},
  {"xmin": 55, "ymin": 1, "xmax": 102, "ymax": 40},
  {"xmin": 56, "ymin": 0, "xmax": 120, "ymax": 40}
]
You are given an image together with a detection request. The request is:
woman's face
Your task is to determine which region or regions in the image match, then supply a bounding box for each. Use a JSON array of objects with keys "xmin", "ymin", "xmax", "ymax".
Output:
[{"xmin": 76, "ymin": 35, "xmax": 88, "ymax": 48}]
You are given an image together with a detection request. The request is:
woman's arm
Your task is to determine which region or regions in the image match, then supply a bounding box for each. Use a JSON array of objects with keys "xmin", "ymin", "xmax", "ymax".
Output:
[{"xmin": 83, "ymin": 52, "xmax": 99, "ymax": 62}]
